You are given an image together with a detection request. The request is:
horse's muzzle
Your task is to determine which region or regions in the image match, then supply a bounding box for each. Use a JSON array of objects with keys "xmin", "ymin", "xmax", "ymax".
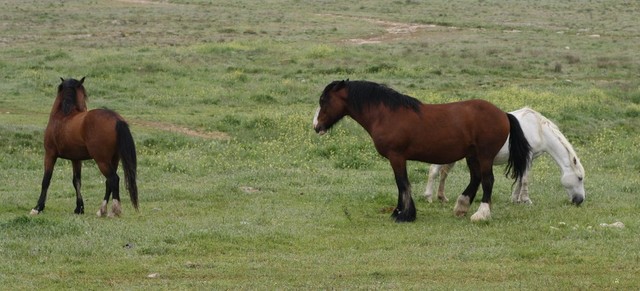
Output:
[
  {"xmin": 314, "ymin": 126, "xmax": 327, "ymax": 135},
  {"xmin": 572, "ymin": 195, "xmax": 584, "ymax": 205}
]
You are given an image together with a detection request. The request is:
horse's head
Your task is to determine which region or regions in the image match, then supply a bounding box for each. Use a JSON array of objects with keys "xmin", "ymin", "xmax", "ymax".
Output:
[
  {"xmin": 57, "ymin": 77, "xmax": 88, "ymax": 115},
  {"xmin": 313, "ymin": 80, "xmax": 349, "ymax": 135},
  {"xmin": 561, "ymin": 156, "xmax": 585, "ymax": 205}
]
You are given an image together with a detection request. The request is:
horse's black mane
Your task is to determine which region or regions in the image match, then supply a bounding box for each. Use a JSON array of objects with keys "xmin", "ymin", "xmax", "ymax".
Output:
[
  {"xmin": 330, "ymin": 80, "xmax": 422, "ymax": 113},
  {"xmin": 58, "ymin": 78, "xmax": 85, "ymax": 115}
]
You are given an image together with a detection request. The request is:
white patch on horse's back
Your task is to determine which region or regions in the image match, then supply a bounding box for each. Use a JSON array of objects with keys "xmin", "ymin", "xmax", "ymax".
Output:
[{"xmin": 470, "ymin": 202, "xmax": 491, "ymax": 221}]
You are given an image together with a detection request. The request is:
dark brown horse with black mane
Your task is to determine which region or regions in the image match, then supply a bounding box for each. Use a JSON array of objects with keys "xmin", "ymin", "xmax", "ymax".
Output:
[
  {"xmin": 30, "ymin": 77, "xmax": 138, "ymax": 216},
  {"xmin": 313, "ymin": 80, "xmax": 530, "ymax": 222}
]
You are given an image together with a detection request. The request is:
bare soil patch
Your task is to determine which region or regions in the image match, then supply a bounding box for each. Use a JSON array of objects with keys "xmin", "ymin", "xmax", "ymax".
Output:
[
  {"xmin": 320, "ymin": 14, "xmax": 456, "ymax": 44},
  {"xmin": 132, "ymin": 120, "xmax": 230, "ymax": 140}
]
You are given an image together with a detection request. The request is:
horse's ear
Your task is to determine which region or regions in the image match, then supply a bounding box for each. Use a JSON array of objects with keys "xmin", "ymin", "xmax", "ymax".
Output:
[
  {"xmin": 334, "ymin": 79, "xmax": 348, "ymax": 90},
  {"xmin": 60, "ymin": 77, "xmax": 65, "ymax": 82},
  {"xmin": 79, "ymin": 77, "xmax": 85, "ymax": 84}
]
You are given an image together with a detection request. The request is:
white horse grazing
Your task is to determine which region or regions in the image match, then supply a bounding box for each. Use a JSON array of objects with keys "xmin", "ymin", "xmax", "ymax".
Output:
[{"xmin": 424, "ymin": 107, "xmax": 585, "ymax": 205}]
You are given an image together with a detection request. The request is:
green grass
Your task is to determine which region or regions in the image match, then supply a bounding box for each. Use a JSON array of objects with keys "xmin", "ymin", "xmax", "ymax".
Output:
[{"xmin": 1, "ymin": 0, "xmax": 640, "ymax": 289}]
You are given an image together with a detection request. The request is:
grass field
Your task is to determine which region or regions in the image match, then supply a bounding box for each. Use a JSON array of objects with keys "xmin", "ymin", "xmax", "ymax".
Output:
[{"xmin": 1, "ymin": 0, "xmax": 639, "ymax": 289}]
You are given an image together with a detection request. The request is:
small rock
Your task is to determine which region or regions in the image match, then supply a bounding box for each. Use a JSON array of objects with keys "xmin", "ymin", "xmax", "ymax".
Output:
[
  {"xmin": 600, "ymin": 221, "xmax": 624, "ymax": 229},
  {"xmin": 240, "ymin": 186, "xmax": 259, "ymax": 193}
]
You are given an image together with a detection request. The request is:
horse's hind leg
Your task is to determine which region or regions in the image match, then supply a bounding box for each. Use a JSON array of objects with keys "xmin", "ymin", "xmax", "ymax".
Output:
[
  {"xmin": 95, "ymin": 161, "xmax": 118, "ymax": 217},
  {"xmin": 109, "ymin": 172, "xmax": 122, "ymax": 217},
  {"xmin": 31, "ymin": 153, "xmax": 57, "ymax": 215},
  {"xmin": 511, "ymin": 167, "xmax": 532, "ymax": 204},
  {"xmin": 470, "ymin": 161, "xmax": 495, "ymax": 222},
  {"xmin": 454, "ymin": 158, "xmax": 481, "ymax": 217},
  {"xmin": 97, "ymin": 177, "xmax": 110, "ymax": 217},
  {"xmin": 97, "ymin": 172, "xmax": 121, "ymax": 217},
  {"xmin": 72, "ymin": 160, "xmax": 85, "ymax": 214}
]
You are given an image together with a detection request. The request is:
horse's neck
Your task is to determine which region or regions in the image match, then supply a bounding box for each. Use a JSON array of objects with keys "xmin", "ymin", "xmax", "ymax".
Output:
[
  {"xmin": 541, "ymin": 122, "xmax": 579, "ymax": 176},
  {"xmin": 49, "ymin": 98, "xmax": 88, "ymax": 118},
  {"xmin": 49, "ymin": 98, "xmax": 63, "ymax": 116},
  {"xmin": 348, "ymin": 106, "xmax": 390, "ymax": 135}
]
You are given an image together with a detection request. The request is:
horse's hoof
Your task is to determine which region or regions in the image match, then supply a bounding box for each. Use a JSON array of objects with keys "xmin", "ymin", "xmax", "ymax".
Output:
[
  {"xmin": 394, "ymin": 216, "xmax": 416, "ymax": 223},
  {"xmin": 438, "ymin": 196, "xmax": 449, "ymax": 203},
  {"xmin": 97, "ymin": 200, "xmax": 108, "ymax": 217},
  {"xmin": 393, "ymin": 210, "xmax": 416, "ymax": 222},
  {"xmin": 470, "ymin": 203, "xmax": 491, "ymax": 222},
  {"xmin": 470, "ymin": 213, "xmax": 486, "ymax": 221},
  {"xmin": 111, "ymin": 199, "xmax": 122, "ymax": 217},
  {"xmin": 453, "ymin": 195, "xmax": 470, "ymax": 217},
  {"xmin": 30, "ymin": 209, "xmax": 40, "ymax": 216}
]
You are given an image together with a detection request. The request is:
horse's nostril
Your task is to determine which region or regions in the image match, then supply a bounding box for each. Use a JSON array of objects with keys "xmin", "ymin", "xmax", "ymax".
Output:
[{"xmin": 572, "ymin": 195, "xmax": 584, "ymax": 205}]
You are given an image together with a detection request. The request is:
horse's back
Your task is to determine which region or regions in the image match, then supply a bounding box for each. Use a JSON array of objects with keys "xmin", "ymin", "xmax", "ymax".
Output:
[
  {"xmin": 423, "ymin": 99, "xmax": 510, "ymax": 137},
  {"xmin": 406, "ymin": 99, "xmax": 510, "ymax": 164}
]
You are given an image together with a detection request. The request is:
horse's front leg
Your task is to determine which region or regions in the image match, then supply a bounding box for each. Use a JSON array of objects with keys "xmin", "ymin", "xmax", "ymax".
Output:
[
  {"xmin": 72, "ymin": 160, "xmax": 84, "ymax": 214},
  {"xmin": 436, "ymin": 163, "xmax": 455, "ymax": 202},
  {"xmin": 390, "ymin": 157, "xmax": 416, "ymax": 222},
  {"xmin": 31, "ymin": 154, "xmax": 57, "ymax": 215},
  {"xmin": 423, "ymin": 164, "xmax": 441, "ymax": 202}
]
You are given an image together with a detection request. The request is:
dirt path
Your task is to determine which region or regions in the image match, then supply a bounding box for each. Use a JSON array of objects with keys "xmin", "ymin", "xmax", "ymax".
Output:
[
  {"xmin": 132, "ymin": 120, "xmax": 230, "ymax": 140},
  {"xmin": 320, "ymin": 14, "xmax": 454, "ymax": 44}
]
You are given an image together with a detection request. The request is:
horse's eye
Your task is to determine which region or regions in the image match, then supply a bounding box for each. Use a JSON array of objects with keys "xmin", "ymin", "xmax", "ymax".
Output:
[{"xmin": 578, "ymin": 177, "xmax": 583, "ymax": 181}]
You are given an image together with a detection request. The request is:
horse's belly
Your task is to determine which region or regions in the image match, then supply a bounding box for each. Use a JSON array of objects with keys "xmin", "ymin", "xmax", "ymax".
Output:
[
  {"xmin": 57, "ymin": 145, "xmax": 91, "ymax": 160},
  {"xmin": 409, "ymin": 144, "xmax": 467, "ymax": 164}
]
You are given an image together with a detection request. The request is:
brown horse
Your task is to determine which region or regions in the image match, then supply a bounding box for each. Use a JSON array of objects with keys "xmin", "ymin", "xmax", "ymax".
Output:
[
  {"xmin": 313, "ymin": 80, "xmax": 530, "ymax": 222},
  {"xmin": 30, "ymin": 77, "xmax": 138, "ymax": 216}
]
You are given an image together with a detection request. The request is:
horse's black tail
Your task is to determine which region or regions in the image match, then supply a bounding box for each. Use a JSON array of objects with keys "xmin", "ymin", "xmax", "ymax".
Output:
[
  {"xmin": 505, "ymin": 113, "xmax": 531, "ymax": 180},
  {"xmin": 116, "ymin": 120, "xmax": 138, "ymax": 210}
]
